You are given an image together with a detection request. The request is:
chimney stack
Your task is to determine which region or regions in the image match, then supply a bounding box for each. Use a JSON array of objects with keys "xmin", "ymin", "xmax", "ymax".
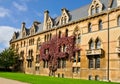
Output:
[{"xmin": 43, "ymin": 10, "xmax": 49, "ymax": 30}]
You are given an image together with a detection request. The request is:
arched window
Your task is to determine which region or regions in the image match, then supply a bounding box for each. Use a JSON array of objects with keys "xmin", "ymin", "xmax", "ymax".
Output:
[
  {"xmin": 20, "ymin": 51, "xmax": 24, "ymax": 57},
  {"xmin": 61, "ymin": 17, "xmax": 64, "ymax": 25},
  {"xmin": 50, "ymin": 33, "xmax": 52, "ymax": 40},
  {"xmin": 89, "ymin": 40, "xmax": 94, "ymax": 50},
  {"xmin": 95, "ymin": 75, "xmax": 99, "ymax": 80},
  {"xmin": 37, "ymin": 37, "xmax": 41, "ymax": 50},
  {"xmin": 74, "ymin": 27, "xmax": 81, "ymax": 44},
  {"xmin": 16, "ymin": 43, "xmax": 19, "ymax": 52},
  {"xmin": 44, "ymin": 35, "xmax": 46, "ymax": 42},
  {"xmin": 91, "ymin": 6, "xmax": 95, "ymax": 15},
  {"xmin": 118, "ymin": 16, "xmax": 120, "ymax": 26},
  {"xmin": 59, "ymin": 46, "xmax": 62, "ymax": 52},
  {"xmin": 96, "ymin": 4, "xmax": 99, "ymax": 13},
  {"xmin": 63, "ymin": 44, "xmax": 67, "ymax": 52},
  {"xmin": 99, "ymin": 20, "xmax": 102, "ymax": 30},
  {"xmin": 47, "ymin": 34, "xmax": 49, "ymax": 41},
  {"xmin": 88, "ymin": 75, "xmax": 92, "ymax": 80},
  {"xmin": 78, "ymin": 34, "xmax": 81, "ymax": 43},
  {"xmin": 96, "ymin": 39, "xmax": 101, "ymax": 49},
  {"xmin": 24, "ymin": 41, "xmax": 26, "ymax": 47},
  {"xmin": 95, "ymin": 56, "xmax": 100, "ymax": 68},
  {"xmin": 47, "ymin": 22, "xmax": 52, "ymax": 29},
  {"xmin": 88, "ymin": 57, "xmax": 93, "ymax": 68},
  {"xmin": 59, "ymin": 31, "xmax": 62, "ymax": 38},
  {"xmin": 73, "ymin": 52, "xmax": 76, "ymax": 62},
  {"xmin": 78, "ymin": 50, "xmax": 81, "ymax": 62},
  {"xmin": 21, "ymin": 41, "xmax": 22, "ymax": 47},
  {"xmin": 65, "ymin": 29, "xmax": 68, "ymax": 37},
  {"xmin": 88, "ymin": 23, "xmax": 92, "ymax": 33},
  {"xmin": 32, "ymin": 38, "xmax": 34, "ymax": 45},
  {"xmin": 64, "ymin": 16, "xmax": 67, "ymax": 24}
]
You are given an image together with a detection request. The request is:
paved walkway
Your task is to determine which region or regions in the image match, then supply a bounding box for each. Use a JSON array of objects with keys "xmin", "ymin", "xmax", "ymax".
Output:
[{"xmin": 0, "ymin": 77, "xmax": 29, "ymax": 84}]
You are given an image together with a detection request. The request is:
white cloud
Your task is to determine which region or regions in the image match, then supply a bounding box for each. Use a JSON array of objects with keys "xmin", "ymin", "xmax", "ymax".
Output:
[
  {"xmin": 13, "ymin": 2, "xmax": 27, "ymax": 12},
  {"xmin": 0, "ymin": 7, "xmax": 10, "ymax": 18},
  {"xmin": 0, "ymin": 26, "xmax": 19, "ymax": 52}
]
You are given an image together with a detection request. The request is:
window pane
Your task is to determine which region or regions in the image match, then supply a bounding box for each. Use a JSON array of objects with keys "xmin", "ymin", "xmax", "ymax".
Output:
[
  {"xmin": 78, "ymin": 34, "xmax": 81, "ymax": 43},
  {"xmin": 78, "ymin": 51, "xmax": 81, "ymax": 62},
  {"xmin": 88, "ymin": 75, "xmax": 92, "ymax": 80},
  {"xmin": 90, "ymin": 41, "xmax": 94, "ymax": 50},
  {"xmin": 96, "ymin": 7, "xmax": 99, "ymax": 13},
  {"xmin": 88, "ymin": 23, "xmax": 92, "ymax": 32},
  {"xmin": 96, "ymin": 40, "xmax": 101, "ymax": 49},
  {"xmin": 95, "ymin": 75, "xmax": 99, "ymax": 80},
  {"xmin": 95, "ymin": 57, "xmax": 100, "ymax": 68},
  {"xmin": 118, "ymin": 16, "xmax": 120, "ymax": 26},
  {"xmin": 99, "ymin": 20, "xmax": 102, "ymax": 30},
  {"xmin": 73, "ymin": 53, "xmax": 76, "ymax": 62},
  {"xmin": 91, "ymin": 8, "xmax": 95, "ymax": 15},
  {"xmin": 89, "ymin": 58, "xmax": 93, "ymax": 68}
]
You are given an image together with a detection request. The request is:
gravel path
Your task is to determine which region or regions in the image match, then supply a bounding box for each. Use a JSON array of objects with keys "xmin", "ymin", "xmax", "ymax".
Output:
[{"xmin": 0, "ymin": 77, "xmax": 29, "ymax": 84}]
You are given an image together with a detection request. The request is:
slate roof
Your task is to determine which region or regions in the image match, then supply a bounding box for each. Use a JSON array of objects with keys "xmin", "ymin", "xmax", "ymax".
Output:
[{"xmin": 11, "ymin": 0, "xmax": 118, "ymax": 41}]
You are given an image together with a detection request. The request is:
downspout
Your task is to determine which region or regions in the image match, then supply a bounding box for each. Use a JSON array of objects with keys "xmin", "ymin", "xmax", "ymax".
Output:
[{"xmin": 107, "ymin": 11, "xmax": 110, "ymax": 82}]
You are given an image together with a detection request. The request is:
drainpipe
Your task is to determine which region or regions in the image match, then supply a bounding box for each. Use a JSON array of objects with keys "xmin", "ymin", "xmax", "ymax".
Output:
[{"xmin": 107, "ymin": 11, "xmax": 110, "ymax": 82}]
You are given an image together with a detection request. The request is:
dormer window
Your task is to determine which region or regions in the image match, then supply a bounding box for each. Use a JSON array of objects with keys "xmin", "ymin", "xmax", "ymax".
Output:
[
  {"xmin": 91, "ymin": 6, "xmax": 95, "ymax": 15},
  {"xmin": 96, "ymin": 5, "xmax": 100, "ymax": 13},
  {"xmin": 60, "ymin": 8, "xmax": 70, "ymax": 25},
  {"xmin": 61, "ymin": 16, "xmax": 67, "ymax": 25},
  {"xmin": 46, "ymin": 17, "xmax": 53, "ymax": 30},
  {"xmin": 31, "ymin": 29, "xmax": 34, "ymax": 35},
  {"xmin": 61, "ymin": 17, "xmax": 64, "ymax": 25},
  {"xmin": 47, "ymin": 22, "xmax": 52, "ymax": 29},
  {"xmin": 64, "ymin": 16, "xmax": 67, "ymax": 24},
  {"xmin": 88, "ymin": 0, "xmax": 103, "ymax": 16}
]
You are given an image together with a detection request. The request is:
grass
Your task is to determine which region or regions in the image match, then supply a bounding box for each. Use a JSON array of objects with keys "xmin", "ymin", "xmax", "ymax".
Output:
[{"xmin": 0, "ymin": 72, "xmax": 119, "ymax": 84}]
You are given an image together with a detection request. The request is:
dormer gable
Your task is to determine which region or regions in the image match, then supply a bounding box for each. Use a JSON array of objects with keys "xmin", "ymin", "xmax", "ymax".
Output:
[
  {"xmin": 30, "ymin": 21, "xmax": 41, "ymax": 35},
  {"xmin": 12, "ymin": 32, "xmax": 17, "ymax": 40},
  {"xmin": 30, "ymin": 25, "xmax": 36, "ymax": 35},
  {"xmin": 46, "ymin": 16, "xmax": 53, "ymax": 29},
  {"xmin": 88, "ymin": 0, "xmax": 103, "ymax": 16},
  {"xmin": 59, "ymin": 8, "xmax": 70, "ymax": 25}
]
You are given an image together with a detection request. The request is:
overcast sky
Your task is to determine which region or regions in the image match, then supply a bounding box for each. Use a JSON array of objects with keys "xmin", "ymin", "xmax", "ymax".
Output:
[{"xmin": 0, "ymin": 0, "xmax": 91, "ymax": 52}]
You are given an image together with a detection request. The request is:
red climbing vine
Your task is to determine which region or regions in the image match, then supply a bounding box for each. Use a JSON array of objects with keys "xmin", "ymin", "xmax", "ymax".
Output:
[{"xmin": 40, "ymin": 34, "xmax": 80, "ymax": 74}]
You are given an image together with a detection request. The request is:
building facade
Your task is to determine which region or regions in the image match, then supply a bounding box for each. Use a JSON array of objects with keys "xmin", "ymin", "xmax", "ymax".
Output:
[{"xmin": 10, "ymin": 0, "xmax": 120, "ymax": 82}]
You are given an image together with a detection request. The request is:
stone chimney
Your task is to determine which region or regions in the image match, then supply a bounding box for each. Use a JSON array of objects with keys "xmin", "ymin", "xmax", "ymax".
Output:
[
  {"xmin": 43, "ymin": 10, "xmax": 49, "ymax": 30},
  {"xmin": 21, "ymin": 22, "xmax": 26, "ymax": 31}
]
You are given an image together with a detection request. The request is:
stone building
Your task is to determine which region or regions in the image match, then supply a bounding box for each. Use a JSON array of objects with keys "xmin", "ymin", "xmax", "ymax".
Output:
[{"xmin": 10, "ymin": 0, "xmax": 120, "ymax": 82}]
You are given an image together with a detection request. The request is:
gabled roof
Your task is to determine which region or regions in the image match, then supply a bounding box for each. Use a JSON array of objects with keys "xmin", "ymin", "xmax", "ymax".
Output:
[{"xmin": 11, "ymin": 0, "xmax": 118, "ymax": 41}]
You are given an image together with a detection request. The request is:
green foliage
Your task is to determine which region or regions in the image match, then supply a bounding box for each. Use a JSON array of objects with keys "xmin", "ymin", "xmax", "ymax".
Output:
[
  {"xmin": 0, "ymin": 72, "xmax": 119, "ymax": 84},
  {"xmin": 0, "ymin": 48, "xmax": 19, "ymax": 70}
]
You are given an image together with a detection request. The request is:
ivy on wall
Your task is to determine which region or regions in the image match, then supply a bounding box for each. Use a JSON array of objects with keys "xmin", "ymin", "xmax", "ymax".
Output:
[{"xmin": 40, "ymin": 34, "xmax": 80, "ymax": 73}]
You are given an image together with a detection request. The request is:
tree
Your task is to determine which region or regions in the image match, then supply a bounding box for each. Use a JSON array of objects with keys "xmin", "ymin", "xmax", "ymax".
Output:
[{"xmin": 0, "ymin": 48, "xmax": 19, "ymax": 71}]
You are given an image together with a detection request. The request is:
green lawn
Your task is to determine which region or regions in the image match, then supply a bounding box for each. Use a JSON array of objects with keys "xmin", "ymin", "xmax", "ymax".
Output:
[{"xmin": 0, "ymin": 72, "xmax": 118, "ymax": 84}]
